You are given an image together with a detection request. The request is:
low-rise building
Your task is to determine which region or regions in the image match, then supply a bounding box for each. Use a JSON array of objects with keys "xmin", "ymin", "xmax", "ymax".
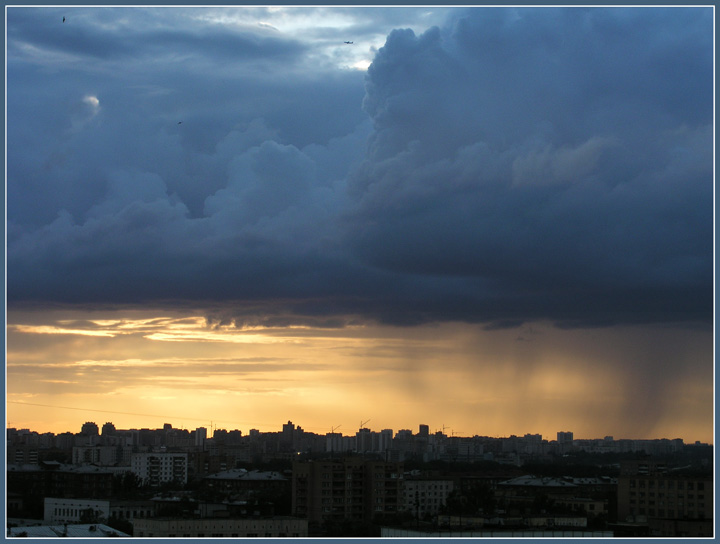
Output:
[
  {"xmin": 133, "ymin": 517, "xmax": 308, "ymax": 537},
  {"xmin": 7, "ymin": 524, "xmax": 129, "ymax": 538},
  {"xmin": 44, "ymin": 497, "xmax": 155, "ymax": 524},
  {"xmin": 7, "ymin": 462, "xmax": 131, "ymax": 500},
  {"xmin": 203, "ymin": 468, "xmax": 289, "ymax": 495},
  {"xmin": 552, "ymin": 496, "xmax": 608, "ymax": 518},
  {"xmin": 401, "ymin": 477, "xmax": 454, "ymax": 518}
]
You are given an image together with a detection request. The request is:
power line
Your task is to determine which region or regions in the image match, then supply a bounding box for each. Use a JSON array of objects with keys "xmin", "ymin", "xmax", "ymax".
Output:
[
  {"xmin": 7, "ymin": 401, "xmax": 335, "ymax": 434},
  {"xmin": 6, "ymin": 401, "xmax": 269, "ymax": 428}
]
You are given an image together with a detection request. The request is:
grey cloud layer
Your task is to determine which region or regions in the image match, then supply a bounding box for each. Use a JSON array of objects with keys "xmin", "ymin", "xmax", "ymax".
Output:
[{"xmin": 7, "ymin": 7, "xmax": 713, "ymax": 328}]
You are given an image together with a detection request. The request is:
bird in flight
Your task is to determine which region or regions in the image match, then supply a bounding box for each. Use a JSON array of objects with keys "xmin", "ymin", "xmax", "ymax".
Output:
[
  {"xmin": 178, "ymin": 121, "xmax": 183, "ymax": 125},
  {"xmin": 344, "ymin": 41, "xmax": 353, "ymax": 44},
  {"xmin": 62, "ymin": 16, "xmax": 65, "ymax": 22}
]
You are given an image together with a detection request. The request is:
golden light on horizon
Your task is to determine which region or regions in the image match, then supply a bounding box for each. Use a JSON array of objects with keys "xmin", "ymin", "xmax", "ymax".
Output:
[{"xmin": 6, "ymin": 308, "xmax": 714, "ymax": 444}]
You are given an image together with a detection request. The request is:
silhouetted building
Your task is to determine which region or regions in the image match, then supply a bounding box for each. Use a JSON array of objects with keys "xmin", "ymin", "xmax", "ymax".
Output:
[
  {"xmin": 101, "ymin": 423, "xmax": 116, "ymax": 437},
  {"xmin": 292, "ymin": 458, "xmax": 403, "ymax": 524},
  {"xmin": 203, "ymin": 469, "xmax": 289, "ymax": 496},
  {"xmin": 195, "ymin": 427, "xmax": 208, "ymax": 449},
  {"xmin": 133, "ymin": 517, "xmax": 307, "ymax": 537},
  {"xmin": 7, "ymin": 462, "xmax": 130, "ymax": 501},
  {"xmin": 81, "ymin": 422, "xmax": 99, "ymax": 436},
  {"xmin": 617, "ymin": 461, "xmax": 712, "ymax": 537},
  {"xmin": 355, "ymin": 428, "xmax": 373, "ymax": 453}
]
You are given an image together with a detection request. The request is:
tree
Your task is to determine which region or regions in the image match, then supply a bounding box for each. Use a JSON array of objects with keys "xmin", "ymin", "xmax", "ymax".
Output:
[
  {"xmin": 107, "ymin": 516, "xmax": 134, "ymax": 536},
  {"xmin": 112, "ymin": 471, "xmax": 145, "ymax": 499},
  {"xmin": 79, "ymin": 508, "xmax": 101, "ymax": 524},
  {"xmin": 442, "ymin": 483, "xmax": 496, "ymax": 518}
]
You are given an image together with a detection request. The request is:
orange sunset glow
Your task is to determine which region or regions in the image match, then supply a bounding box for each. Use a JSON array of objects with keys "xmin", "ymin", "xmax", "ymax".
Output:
[
  {"xmin": 4, "ymin": 8, "xmax": 715, "ymax": 540},
  {"xmin": 7, "ymin": 308, "xmax": 713, "ymax": 444}
]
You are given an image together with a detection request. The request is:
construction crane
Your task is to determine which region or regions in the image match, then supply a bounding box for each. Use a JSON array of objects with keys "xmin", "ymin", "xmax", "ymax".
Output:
[
  {"xmin": 360, "ymin": 419, "xmax": 371, "ymax": 430},
  {"xmin": 331, "ymin": 424, "xmax": 342, "ymax": 434}
]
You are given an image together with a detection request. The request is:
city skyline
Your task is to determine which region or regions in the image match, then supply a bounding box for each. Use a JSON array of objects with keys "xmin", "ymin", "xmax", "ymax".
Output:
[
  {"xmin": 6, "ymin": 410, "xmax": 712, "ymax": 446},
  {"xmin": 6, "ymin": 8, "xmax": 714, "ymax": 446}
]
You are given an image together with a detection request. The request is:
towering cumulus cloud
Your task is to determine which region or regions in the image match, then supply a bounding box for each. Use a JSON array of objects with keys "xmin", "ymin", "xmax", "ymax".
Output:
[
  {"xmin": 7, "ymin": 7, "xmax": 713, "ymax": 329},
  {"xmin": 346, "ymin": 7, "xmax": 713, "ymax": 327}
]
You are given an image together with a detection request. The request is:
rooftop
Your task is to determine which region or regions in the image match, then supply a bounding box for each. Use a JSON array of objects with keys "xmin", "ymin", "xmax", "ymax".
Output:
[
  {"xmin": 7, "ymin": 524, "xmax": 129, "ymax": 538},
  {"xmin": 205, "ymin": 469, "xmax": 287, "ymax": 481}
]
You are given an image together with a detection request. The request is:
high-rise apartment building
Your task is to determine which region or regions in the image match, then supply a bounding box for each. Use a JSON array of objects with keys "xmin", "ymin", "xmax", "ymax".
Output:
[
  {"xmin": 292, "ymin": 458, "xmax": 403, "ymax": 524},
  {"xmin": 617, "ymin": 461, "xmax": 712, "ymax": 537},
  {"xmin": 81, "ymin": 422, "xmax": 99, "ymax": 436},
  {"xmin": 101, "ymin": 422, "xmax": 116, "ymax": 436},
  {"xmin": 194, "ymin": 427, "xmax": 208, "ymax": 448},
  {"xmin": 130, "ymin": 452, "xmax": 188, "ymax": 486}
]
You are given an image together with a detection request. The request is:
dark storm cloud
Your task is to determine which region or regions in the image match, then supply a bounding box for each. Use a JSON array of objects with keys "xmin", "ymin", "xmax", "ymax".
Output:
[
  {"xmin": 8, "ymin": 7, "xmax": 307, "ymax": 63},
  {"xmin": 7, "ymin": 7, "xmax": 713, "ymax": 328},
  {"xmin": 345, "ymin": 7, "xmax": 713, "ymax": 326},
  {"xmin": 6, "ymin": 7, "xmax": 367, "ymax": 224}
]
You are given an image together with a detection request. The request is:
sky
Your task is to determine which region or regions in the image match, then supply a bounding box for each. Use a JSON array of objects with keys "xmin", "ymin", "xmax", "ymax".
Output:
[{"xmin": 5, "ymin": 6, "xmax": 714, "ymax": 444}]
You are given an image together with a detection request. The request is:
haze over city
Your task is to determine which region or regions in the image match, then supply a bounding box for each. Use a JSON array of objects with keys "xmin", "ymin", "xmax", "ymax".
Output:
[{"xmin": 6, "ymin": 7, "xmax": 714, "ymax": 445}]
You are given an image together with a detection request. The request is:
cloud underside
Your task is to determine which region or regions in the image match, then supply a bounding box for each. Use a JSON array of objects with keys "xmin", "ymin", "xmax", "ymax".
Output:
[{"xmin": 6, "ymin": 7, "xmax": 713, "ymax": 329}]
